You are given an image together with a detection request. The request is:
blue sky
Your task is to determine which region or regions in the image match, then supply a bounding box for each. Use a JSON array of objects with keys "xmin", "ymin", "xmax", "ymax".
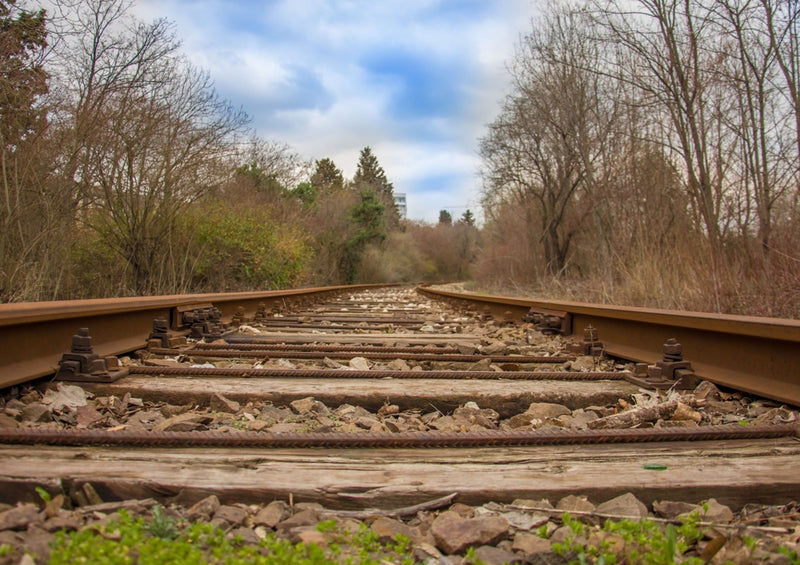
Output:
[{"xmin": 134, "ymin": 0, "xmax": 537, "ymax": 223}]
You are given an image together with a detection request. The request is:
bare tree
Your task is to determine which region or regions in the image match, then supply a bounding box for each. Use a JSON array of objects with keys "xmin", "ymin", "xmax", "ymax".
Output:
[
  {"xmin": 591, "ymin": 0, "xmax": 735, "ymax": 251},
  {"xmin": 231, "ymin": 137, "xmax": 312, "ymax": 196},
  {"xmin": 480, "ymin": 4, "xmax": 617, "ymax": 275},
  {"xmin": 0, "ymin": 0, "xmax": 74, "ymax": 301},
  {"xmin": 760, "ymin": 0, "xmax": 800, "ymax": 166},
  {"xmin": 708, "ymin": 0, "xmax": 796, "ymax": 255},
  {"xmin": 49, "ymin": 0, "xmax": 248, "ymax": 294}
]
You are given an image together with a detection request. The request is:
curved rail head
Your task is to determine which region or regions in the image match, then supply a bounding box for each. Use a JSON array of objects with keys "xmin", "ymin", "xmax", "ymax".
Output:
[{"xmin": 417, "ymin": 285, "xmax": 800, "ymax": 407}]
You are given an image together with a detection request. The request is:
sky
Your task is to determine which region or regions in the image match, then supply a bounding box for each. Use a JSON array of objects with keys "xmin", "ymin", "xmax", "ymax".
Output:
[{"xmin": 133, "ymin": 0, "xmax": 537, "ymax": 223}]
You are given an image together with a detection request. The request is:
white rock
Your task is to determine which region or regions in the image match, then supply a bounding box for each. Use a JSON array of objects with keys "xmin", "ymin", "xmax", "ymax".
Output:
[
  {"xmin": 349, "ymin": 357, "xmax": 371, "ymax": 371},
  {"xmin": 42, "ymin": 383, "xmax": 87, "ymax": 410}
]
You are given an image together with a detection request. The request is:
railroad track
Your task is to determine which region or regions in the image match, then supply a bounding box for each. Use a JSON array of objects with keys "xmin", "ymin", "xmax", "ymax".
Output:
[{"xmin": 0, "ymin": 285, "xmax": 799, "ymax": 561}]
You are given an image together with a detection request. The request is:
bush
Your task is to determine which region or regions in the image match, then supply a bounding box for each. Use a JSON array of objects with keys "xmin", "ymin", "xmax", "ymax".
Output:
[{"xmin": 188, "ymin": 200, "xmax": 314, "ymax": 291}]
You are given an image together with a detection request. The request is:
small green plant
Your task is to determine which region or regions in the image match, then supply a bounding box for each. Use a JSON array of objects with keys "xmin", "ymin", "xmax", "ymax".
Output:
[
  {"xmin": 537, "ymin": 523, "xmax": 550, "ymax": 538},
  {"xmin": 464, "ymin": 546, "xmax": 487, "ymax": 565},
  {"xmin": 144, "ymin": 505, "xmax": 179, "ymax": 540},
  {"xmin": 315, "ymin": 519, "xmax": 338, "ymax": 533},
  {"xmin": 49, "ymin": 510, "xmax": 422, "ymax": 564},
  {"xmin": 778, "ymin": 546, "xmax": 800, "ymax": 565},
  {"xmin": 743, "ymin": 535, "xmax": 757, "ymax": 552},
  {"xmin": 552, "ymin": 512, "xmax": 708, "ymax": 564},
  {"xmin": 35, "ymin": 486, "xmax": 51, "ymax": 503}
]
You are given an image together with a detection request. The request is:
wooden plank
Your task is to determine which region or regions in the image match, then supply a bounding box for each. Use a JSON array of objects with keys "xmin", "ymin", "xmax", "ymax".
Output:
[
  {"xmin": 82, "ymin": 376, "xmax": 641, "ymax": 416},
  {"xmin": 1, "ymin": 439, "xmax": 798, "ymax": 510}
]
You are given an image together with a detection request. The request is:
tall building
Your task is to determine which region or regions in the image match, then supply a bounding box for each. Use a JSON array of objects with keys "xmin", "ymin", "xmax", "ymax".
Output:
[{"xmin": 394, "ymin": 193, "xmax": 407, "ymax": 218}]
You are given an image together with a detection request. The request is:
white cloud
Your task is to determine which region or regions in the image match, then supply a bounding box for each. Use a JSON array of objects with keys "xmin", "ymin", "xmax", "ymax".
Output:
[{"xmin": 132, "ymin": 0, "xmax": 536, "ymax": 222}]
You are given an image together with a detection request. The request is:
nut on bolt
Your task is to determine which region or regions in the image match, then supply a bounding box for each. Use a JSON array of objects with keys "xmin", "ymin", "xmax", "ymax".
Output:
[
  {"xmin": 55, "ymin": 328, "xmax": 128, "ymax": 383},
  {"xmin": 148, "ymin": 316, "xmax": 186, "ymax": 348},
  {"xmin": 623, "ymin": 338, "xmax": 696, "ymax": 390}
]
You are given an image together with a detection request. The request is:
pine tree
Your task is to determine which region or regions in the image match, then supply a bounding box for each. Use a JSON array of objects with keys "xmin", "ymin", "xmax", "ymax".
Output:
[
  {"xmin": 310, "ymin": 158, "xmax": 344, "ymax": 193},
  {"xmin": 342, "ymin": 188, "xmax": 386, "ymax": 283},
  {"xmin": 459, "ymin": 209, "xmax": 476, "ymax": 227},
  {"xmin": 352, "ymin": 147, "xmax": 399, "ymax": 226},
  {"xmin": 438, "ymin": 210, "xmax": 453, "ymax": 225}
]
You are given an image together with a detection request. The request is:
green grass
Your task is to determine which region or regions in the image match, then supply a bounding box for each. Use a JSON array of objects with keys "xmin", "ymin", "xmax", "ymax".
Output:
[
  {"xmin": 37, "ymin": 504, "xmax": 800, "ymax": 564},
  {"xmin": 547, "ymin": 510, "xmax": 800, "ymax": 565},
  {"xmin": 47, "ymin": 506, "xmax": 419, "ymax": 564}
]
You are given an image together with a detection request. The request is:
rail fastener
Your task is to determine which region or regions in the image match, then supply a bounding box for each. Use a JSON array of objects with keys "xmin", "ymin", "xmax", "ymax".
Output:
[
  {"xmin": 623, "ymin": 338, "xmax": 699, "ymax": 391},
  {"xmin": 55, "ymin": 328, "xmax": 128, "ymax": 383}
]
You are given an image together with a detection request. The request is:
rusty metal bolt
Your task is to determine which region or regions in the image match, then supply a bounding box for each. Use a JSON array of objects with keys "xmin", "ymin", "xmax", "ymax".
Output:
[
  {"xmin": 152, "ymin": 317, "xmax": 169, "ymax": 333},
  {"xmin": 149, "ymin": 317, "xmax": 173, "ymax": 348},
  {"xmin": 232, "ymin": 306, "xmax": 246, "ymax": 325},
  {"xmin": 57, "ymin": 328, "xmax": 107, "ymax": 377},
  {"xmin": 71, "ymin": 328, "xmax": 93, "ymax": 354},
  {"xmin": 584, "ymin": 325, "xmax": 599, "ymax": 342},
  {"xmin": 254, "ymin": 302, "xmax": 267, "ymax": 321},
  {"xmin": 662, "ymin": 338, "xmax": 683, "ymax": 362},
  {"xmin": 634, "ymin": 363, "xmax": 649, "ymax": 377}
]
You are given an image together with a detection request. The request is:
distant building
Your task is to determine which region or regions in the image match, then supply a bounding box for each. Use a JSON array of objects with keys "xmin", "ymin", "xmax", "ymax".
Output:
[{"xmin": 394, "ymin": 193, "xmax": 407, "ymax": 218}]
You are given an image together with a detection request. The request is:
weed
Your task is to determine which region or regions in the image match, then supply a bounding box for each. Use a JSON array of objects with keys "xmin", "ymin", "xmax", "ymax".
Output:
[
  {"xmin": 144, "ymin": 505, "xmax": 179, "ymax": 540},
  {"xmin": 464, "ymin": 546, "xmax": 487, "ymax": 564},
  {"xmin": 778, "ymin": 546, "xmax": 800, "ymax": 564},
  {"xmin": 48, "ymin": 510, "xmax": 423, "ymax": 564},
  {"xmin": 552, "ymin": 512, "xmax": 707, "ymax": 564},
  {"xmin": 35, "ymin": 486, "xmax": 51, "ymax": 503}
]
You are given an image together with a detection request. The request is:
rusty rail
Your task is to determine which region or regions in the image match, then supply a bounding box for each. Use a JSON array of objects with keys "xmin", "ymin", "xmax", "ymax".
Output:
[
  {"xmin": 417, "ymin": 285, "xmax": 800, "ymax": 406},
  {"xmin": 3, "ymin": 283, "xmax": 800, "ymax": 407},
  {"xmin": 0, "ymin": 284, "xmax": 395, "ymax": 389}
]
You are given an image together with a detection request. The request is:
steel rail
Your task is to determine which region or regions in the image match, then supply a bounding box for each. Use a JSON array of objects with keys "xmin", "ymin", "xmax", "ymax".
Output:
[
  {"xmin": 0, "ymin": 423, "xmax": 795, "ymax": 449},
  {"xmin": 417, "ymin": 285, "xmax": 800, "ymax": 406},
  {"xmin": 0, "ymin": 284, "xmax": 396, "ymax": 388}
]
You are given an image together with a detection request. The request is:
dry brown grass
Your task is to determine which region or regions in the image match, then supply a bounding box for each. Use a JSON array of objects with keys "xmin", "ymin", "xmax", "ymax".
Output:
[{"xmin": 470, "ymin": 230, "xmax": 800, "ymax": 319}]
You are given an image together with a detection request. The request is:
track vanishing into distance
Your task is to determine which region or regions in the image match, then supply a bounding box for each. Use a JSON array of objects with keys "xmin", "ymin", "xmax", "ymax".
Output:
[{"xmin": 0, "ymin": 284, "xmax": 799, "ymax": 512}]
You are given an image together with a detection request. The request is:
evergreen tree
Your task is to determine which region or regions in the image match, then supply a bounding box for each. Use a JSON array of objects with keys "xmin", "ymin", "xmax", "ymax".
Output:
[
  {"xmin": 310, "ymin": 158, "xmax": 344, "ymax": 193},
  {"xmin": 352, "ymin": 146, "xmax": 399, "ymax": 226},
  {"xmin": 459, "ymin": 209, "xmax": 476, "ymax": 227},
  {"xmin": 342, "ymin": 188, "xmax": 386, "ymax": 283},
  {"xmin": 290, "ymin": 181, "xmax": 317, "ymax": 207},
  {"xmin": 438, "ymin": 210, "xmax": 453, "ymax": 225}
]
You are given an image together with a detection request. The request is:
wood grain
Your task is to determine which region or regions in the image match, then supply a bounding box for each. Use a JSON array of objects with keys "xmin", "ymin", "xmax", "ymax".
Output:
[{"xmin": 2, "ymin": 438, "xmax": 798, "ymax": 510}]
